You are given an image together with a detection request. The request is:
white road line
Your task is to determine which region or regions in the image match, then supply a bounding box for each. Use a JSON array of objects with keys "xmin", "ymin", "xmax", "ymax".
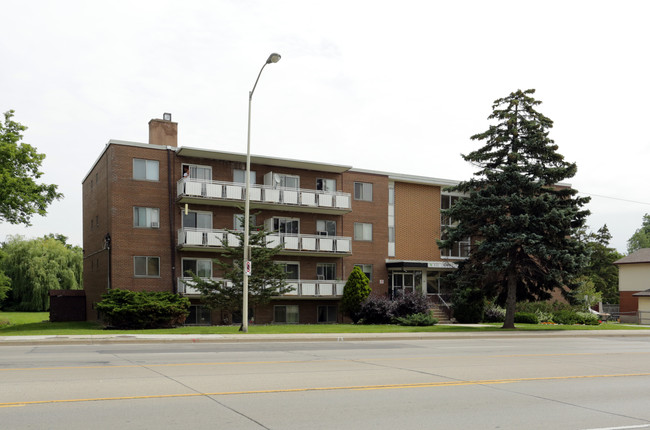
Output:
[{"xmin": 581, "ymin": 425, "xmax": 650, "ymax": 430}]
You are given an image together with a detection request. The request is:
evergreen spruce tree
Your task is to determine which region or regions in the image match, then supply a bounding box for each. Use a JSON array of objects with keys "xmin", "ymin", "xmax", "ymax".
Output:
[
  {"xmin": 438, "ymin": 89, "xmax": 590, "ymax": 329},
  {"xmin": 341, "ymin": 266, "xmax": 371, "ymax": 323},
  {"xmin": 188, "ymin": 218, "xmax": 292, "ymax": 324}
]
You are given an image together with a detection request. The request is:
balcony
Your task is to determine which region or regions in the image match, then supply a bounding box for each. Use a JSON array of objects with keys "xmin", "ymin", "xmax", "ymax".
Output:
[
  {"xmin": 178, "ymin": 228, "xmax": 352, "ymax": 256},
  {"xmin": 177, "ymin": 277, "xmax": 344, "ymax": 298},
  {"xmin": 176, "ymin": 178, "xmax": 351, "ymax": 214}
]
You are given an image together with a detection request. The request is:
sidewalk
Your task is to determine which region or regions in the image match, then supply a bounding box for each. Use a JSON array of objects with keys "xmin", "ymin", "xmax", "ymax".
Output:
[{"xmin": 3, "ymin": 327, "xmax": 650, "ymax": 346}]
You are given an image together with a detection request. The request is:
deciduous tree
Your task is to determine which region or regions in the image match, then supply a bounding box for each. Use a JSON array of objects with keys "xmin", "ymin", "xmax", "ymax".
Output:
[
  {"xmin": 0, "ymin": 235, "xmax": 82, "ymax": 311},
  {"xmin": 627, "ymin": 213, "xmax": 650, "ymax": 254},
  {"xmin": 0, "ymin": 110, "xmax": 62, "ymax": 225},
  {"xmin": 579, "ymin": 225, "xmax": 622, "ymax": 304},
  {"xmin": 438, "ymin": 89, "xmax": 590, "ymax": 329}
]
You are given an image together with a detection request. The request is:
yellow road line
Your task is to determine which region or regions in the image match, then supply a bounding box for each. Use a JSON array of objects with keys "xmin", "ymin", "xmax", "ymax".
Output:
[{"xmin": 1, "ymin": 372, "xmax": 649, "ymax": 408}]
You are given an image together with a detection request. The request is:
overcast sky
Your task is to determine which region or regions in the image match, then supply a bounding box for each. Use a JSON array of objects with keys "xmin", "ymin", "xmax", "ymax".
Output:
[{"xmin": 1, "ymin": 0, "xmax": 649, "ymax": 253}]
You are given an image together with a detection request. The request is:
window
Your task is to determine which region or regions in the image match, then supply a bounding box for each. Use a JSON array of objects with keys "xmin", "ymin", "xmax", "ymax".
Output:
[
  {"xmin": 182, "ymin": 258, "xmax": 212, "ymax": 278},
  {"xmin": 133, "ymin": 159, "xmax": 159, "ymax": 181},
  {"xmin": 234, "ymin": 169, "xmax": 256, "ymax": 184},
  {"xmin": 183, "ymin": 211, "xmax": 212, "ymax": 229},
  {"xmin": 440, "ymin": 230, "xmax": 471, "ymax": 258},
  {"xmin": 354, "ymin": 264, "xmax": 372, "ymax": 282},
  {"xmin": 354, "ymin": 222, "xmax": 372, "ymax": 241},
  {"xmin": 441, "ymin": 194, "xmax": 470, "ymax": 258},
  {"xmin": 182, "ymin": 164, "xmax": 212, "ymax": 180},
  {"xmin": 317, "ymin": 263, "xmax": 336, "ymax": 280},
  {"xmin": 316, "ymin": 220, "xmax": 336, "ymax": 236},
  {"xmin": 234, "ymin": 214, "xmax": 257, "ymax": 231},
  {"xmin": 316, "ymin": 178, "xmax": 336, "ymax": 192},
  {"xmin": 134, "ymin": 207, "xmax": 160, "ymax": 228},
  {"xmin": 186, "ymin": 305, "xmax": 211, "ymax": 325},
  {"xmin": 274, "ymin": 305, "xmax": 299, "ymax": 323},
  {"xmin": 273, "ymin": 217, "xmax": 299, "ymax": 235},
  {"xmin": 354, "ymin": 182, "xmax": 373, "ymax": 201},
  {"xmin": 134, "ymin": 256, "xmax": 160, "ymax": 277},
  {"xmin": 317, "ymin": 305, "xmax": 338, "ymax": 323},
  {"xmin": 273, "ymin": 173, "xmax": 299, "ymax": 189},
  {"xmin": 278, "ymin": 262, "xmax": 299, "ymax": 280}
]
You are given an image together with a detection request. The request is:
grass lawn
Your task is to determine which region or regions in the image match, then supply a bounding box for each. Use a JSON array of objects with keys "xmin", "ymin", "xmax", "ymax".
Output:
[{"xmin": 1, "ymin": 311, "xmax": 648, "ymax": 336}]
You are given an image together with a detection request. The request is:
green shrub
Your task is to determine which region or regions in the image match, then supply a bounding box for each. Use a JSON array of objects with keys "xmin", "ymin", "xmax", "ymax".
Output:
[
  {"xmin": 452, "ymin": 287, "xmax": 485, "ymax": 323},
  {"xmin": 395, "ymin": 312, "xmax": 438, "ymax": 326},
  {"xmin": 552, "ymin": 309, "xmax": 579, "ymax": 325},
  {"xmin": 576, "ymin": 312, "xmax": 600, "ymax": 325},
  {"xmin": 483, "ymin": 304, "xmax": 506, "ymax": 323},
  {"xmin": 341, "ymin": 267, "xmax": 371, "ymax": 323},
  {"xmin": 514, "ymin": 312, "xmax": 539, "ymax": 324},
  {"xmin": 517, "ymin": 301, "xmax": 573, "ymax": 314},
  {"xmin": 534, "ymin": 310, "xmax": 554, "ymax": 323},
  {"xmin": 96, "ymin": 289, "xmax": 190, "ymax": 329}
]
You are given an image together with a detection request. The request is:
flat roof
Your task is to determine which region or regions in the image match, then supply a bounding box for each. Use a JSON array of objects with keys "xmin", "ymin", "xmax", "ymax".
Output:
[{"xmin": 176, "ymin": 146, "xmax": 352, "ymax": 173}]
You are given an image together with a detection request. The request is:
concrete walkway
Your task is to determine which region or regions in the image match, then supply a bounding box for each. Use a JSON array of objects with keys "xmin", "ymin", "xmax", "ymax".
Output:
[{"xmin": 2, "ymin": 327, "xmax": 650, "ymax": 346}]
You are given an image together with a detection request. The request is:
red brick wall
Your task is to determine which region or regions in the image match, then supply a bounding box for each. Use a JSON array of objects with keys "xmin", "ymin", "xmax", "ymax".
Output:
[
  {"xmin": 394, "ymin": 182, "xmax": 442, "ymax": 261},
  {"xmin": 620, "ymin": 291, "xmax": 639, "ymax": 315},
  {"xmin": 342, "ymin": 171, "xmax": 389, "ymax": 296}
]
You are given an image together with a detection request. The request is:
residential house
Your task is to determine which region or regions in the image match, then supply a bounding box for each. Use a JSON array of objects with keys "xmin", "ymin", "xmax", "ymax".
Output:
[{"xmin": 615, "ymin": 248, "xmax": 650, "ymax": 323}]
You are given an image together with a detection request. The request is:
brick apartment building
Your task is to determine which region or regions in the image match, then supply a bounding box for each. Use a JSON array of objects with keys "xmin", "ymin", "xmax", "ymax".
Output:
[{"xmin": 82, "ymin": 116, "xmax": 465, "ymax": 324}]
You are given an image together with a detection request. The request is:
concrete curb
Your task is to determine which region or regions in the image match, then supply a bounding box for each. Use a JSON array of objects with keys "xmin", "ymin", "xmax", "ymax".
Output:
[{"xmin": 2, "ymin": 329, "xmax": 650, "ymax": 346}]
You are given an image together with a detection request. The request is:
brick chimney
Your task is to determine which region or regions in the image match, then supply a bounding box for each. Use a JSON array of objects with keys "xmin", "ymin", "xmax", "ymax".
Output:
[{"xmin": 148, "ymin": 113, "xmax": 178, "ymax": 147}]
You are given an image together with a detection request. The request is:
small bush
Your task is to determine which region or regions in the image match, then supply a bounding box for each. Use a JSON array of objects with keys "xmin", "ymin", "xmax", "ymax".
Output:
[
  {"xmin": 514, "ymin": 312, "xmax": 539, "ymax": 324},
  {"xmin": 0, "ymin": 319, "xmax": 10, "ymax": 327},
  {"xmin": 552, "ymin": 309, "xmax": 579, "ymax": 325},
  {"xmin": 96, "ymin": 289, "xmax": 190, "ymax": 329},
  {"xmin": 517, "ymin": 301, "xmax": 573, "ymax": 314},
  {"xmin": 391, "ymin": 292, "xmax": 430, "ymax": 319},
  {"xmin": 576, "ymin": 312, "xmax": 600, "ymax": 325},
  {"xmin": 483, "ymin": 304, "xmax": 506, "ymax": 323},
  {"xmin": 395, "ymin": 312, "xmax": 438, "ymax": 326},
  {"xmin": 534, "ymin": 310, "xmax": 554, "ymax": 323},
  {"xmin": 358, "ymin": 295, "xmax": 393, "ymax": 324},
  {"xmin": 452, "ymin": 287, "xmax": 485, "ymax": 323}
]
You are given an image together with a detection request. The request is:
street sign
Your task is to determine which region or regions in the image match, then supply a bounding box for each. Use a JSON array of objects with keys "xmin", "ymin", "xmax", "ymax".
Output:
[{"xmin": 246, "ymin": 260, "xmax": 252, "ymax": 276}]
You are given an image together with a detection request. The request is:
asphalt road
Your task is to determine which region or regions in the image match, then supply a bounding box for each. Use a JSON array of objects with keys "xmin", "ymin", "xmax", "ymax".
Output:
[{"xmin": 2, "ymin": 335, "xmax": 650, "ymax": 430}]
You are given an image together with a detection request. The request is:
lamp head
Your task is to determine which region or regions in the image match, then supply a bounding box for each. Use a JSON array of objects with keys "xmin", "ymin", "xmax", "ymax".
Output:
[{"xmin": 266, "ymin": 53, "xmax": 281, "ymax": 64}]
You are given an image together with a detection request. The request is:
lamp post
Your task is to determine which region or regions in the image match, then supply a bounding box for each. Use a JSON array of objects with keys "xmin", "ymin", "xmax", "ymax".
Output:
[{"xmin": 242, "ymin": 52, "xmax": 281, "ymax": 332}]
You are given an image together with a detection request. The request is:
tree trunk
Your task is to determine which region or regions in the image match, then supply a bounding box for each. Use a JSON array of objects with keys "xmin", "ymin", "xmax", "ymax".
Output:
[{"xmin": 502, "ymin": 271, "xmax": 517, "ymax": 329}]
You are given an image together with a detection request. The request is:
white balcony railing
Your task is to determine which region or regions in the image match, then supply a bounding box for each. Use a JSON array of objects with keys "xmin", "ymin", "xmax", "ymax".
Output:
[
  {"xmin": 177, "ymin": 178, "xmax": 351, "ymax": 211},
  {"xmin": 177, "ymin": 277, "xmax": 344, "ymax": 297},
  {"xmin": 178, "ymin": 228, "xmax": 352, "ymax": 255},
  {"xmin": 265, "ymin": 233, "xmax": 351, "ymax": 254}
]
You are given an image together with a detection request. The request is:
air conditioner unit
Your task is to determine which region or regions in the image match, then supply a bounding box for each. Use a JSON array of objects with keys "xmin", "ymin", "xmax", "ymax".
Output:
[{"xmin": 151, "ymin": 221, "xmax": 159, "ymax": 228}]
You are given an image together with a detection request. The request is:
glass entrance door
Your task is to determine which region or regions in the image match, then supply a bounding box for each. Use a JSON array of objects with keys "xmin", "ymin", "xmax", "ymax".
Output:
[{"xmin": 391, "ymin": 272, "xmax": 414, "ymax": 298}]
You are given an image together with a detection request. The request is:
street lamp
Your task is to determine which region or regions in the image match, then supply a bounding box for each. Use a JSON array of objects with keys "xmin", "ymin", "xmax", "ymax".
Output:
[{"xmin": 242, "ymin": 52, "xmax": 281, "ymax": 332}]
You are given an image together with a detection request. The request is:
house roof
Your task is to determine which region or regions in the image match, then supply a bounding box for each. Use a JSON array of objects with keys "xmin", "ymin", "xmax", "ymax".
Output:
[
  {"xmin": 633, "ymin": 289, "xmax": 650, "ymax": 297},
  {"xmin": 614, "ymin": 248, "xmax": 650, "ymax": 265}
]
